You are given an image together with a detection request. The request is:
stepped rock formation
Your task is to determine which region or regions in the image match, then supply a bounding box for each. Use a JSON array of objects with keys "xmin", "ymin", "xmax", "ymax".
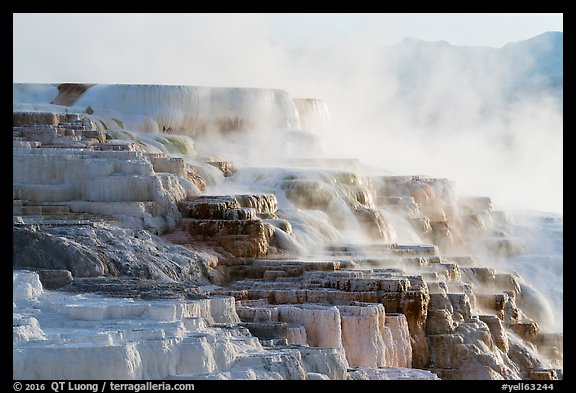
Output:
[{"xmin": 13, "ymin": 83, "xmax": 562, "ymax": 380}]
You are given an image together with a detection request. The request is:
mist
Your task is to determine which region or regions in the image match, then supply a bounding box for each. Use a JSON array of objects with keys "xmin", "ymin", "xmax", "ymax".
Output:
[{"xmin": 13, "ymin": 13, "xmax": 563, "ymax": 214}]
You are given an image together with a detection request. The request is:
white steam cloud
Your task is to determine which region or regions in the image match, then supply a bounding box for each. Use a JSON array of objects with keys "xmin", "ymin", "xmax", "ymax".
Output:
[{"xmin": 13, "ymin": 13, "xmax": 562, "ymax": 213}]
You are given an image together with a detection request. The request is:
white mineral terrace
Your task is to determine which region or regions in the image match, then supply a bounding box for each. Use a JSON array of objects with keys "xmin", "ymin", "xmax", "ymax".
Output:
[{"xmin": 13, "ymin": 271, "xmax": 438, "ymax": 380}]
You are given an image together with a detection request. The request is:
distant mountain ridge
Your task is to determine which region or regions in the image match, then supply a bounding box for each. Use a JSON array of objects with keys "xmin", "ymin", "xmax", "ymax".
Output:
[
  {"xmin": 381, "ymin": 32, "xmax": 564, "ymax": 125},
  {"xmin": 388, "ymin": 32, "xmax": 563, "ymax": 112},
  {"xmin": 500, "ymin": 32, "xmax": 563, "ymax": 96}
]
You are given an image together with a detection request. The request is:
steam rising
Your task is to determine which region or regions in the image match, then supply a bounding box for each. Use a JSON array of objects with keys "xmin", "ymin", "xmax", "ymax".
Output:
[{"xmin": 13, "ymin": 14, "xmax": 562, "ymax": 213}]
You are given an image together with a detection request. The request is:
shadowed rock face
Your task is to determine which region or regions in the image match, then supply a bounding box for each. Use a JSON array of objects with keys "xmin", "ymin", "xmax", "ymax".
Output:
[
  {"xmin": 51, "ymin": 83, "xmax": 95, "ymax": 106},
  {"xmin": 35, "ymin": 269, "xmax": 73, "ymax": 290},
  {"xmin": 13, "ymin": 224, "xmax": 211, "ymax": 283},
  {"xmin": 374, "ymin": 176, "xmax": 469, "ymax": 254},
  {"xmin": 401, "ymin": 289, "xmax": 430, "ymax": 368},
  {"xmin": 179, "ymin": 219, "xmax": 275, "ymax": 257},
  {"xmin": 13, "ymin": 226, "xmax": 110, "ymax": 277},
  {"xmin": 206, "ymin": 161, "xmax": 237, "ymax": 177},
  {"xmin": 167, "ymin": 194, "xmax": 280, "ymax": 258},
  {"xmin": 355, "ymin": 207, "xmax": 396, "ymax": 242}
]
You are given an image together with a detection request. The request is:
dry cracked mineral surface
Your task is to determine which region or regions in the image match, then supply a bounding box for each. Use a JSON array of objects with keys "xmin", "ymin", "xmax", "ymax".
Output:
[{"xmin": 13, "ymin": 83, "xmax": 562, "ymax": 380}]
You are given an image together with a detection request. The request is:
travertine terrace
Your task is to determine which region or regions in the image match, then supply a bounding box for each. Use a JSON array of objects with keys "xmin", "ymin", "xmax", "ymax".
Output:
[{"xmin": 13, "ymin": 83, "xmax": 562, "ymax": 380}]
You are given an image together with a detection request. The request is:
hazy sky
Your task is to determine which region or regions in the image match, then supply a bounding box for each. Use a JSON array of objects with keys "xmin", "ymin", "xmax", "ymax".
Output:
[
  {"xmin": 13, "ymin": 13, "xmax": 563, "ymax": 83},
  {"xmin": 267, "ymin": 13, "xmax": 563, "ymax": 48}
]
